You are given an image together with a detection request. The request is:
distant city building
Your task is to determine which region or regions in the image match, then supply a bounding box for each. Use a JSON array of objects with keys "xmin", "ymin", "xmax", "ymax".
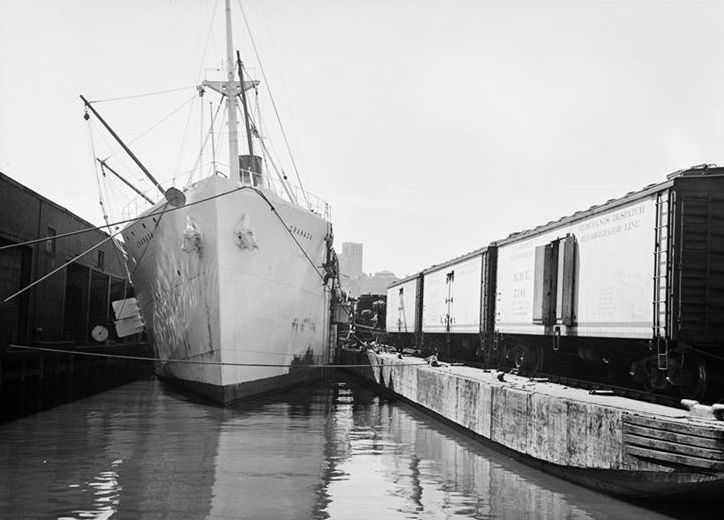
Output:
[
  {"xmin": 338, "ymin": 241, "xmax": 398, "ymax": 297},
  {"xmin": 339, "ymin": 242, "xmax": 363, "ymax": 280},
  {"xmin": 356, "ymin": 271, "xmax": 398, "ymax": 296}
]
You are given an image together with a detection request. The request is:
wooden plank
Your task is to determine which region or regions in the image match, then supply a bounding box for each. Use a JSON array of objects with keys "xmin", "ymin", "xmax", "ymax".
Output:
[
  {"xmin": 566, "ymin": 401, "xmax": 589, "ymax": 466},
  {"xmin": 586, "ymin": 403, "xmax": 623, "ymax": 469},
  {"xmin": 624, "ymin": 433, "xmax": 724, "ymax": 461},
  {"xmin": 624, "ymin": 413, "xmax": 724, "ymax": 440},
  {"xmin": 626, "ymin": 445, "xmax": 724, "ymax": 470},
  {"xmin": 624, "ymin": 423, "xmax": 724, "ymax": 450}
]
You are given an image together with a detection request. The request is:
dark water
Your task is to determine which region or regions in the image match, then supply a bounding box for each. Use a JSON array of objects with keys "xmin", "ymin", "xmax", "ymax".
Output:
[{"xmin": 0, "ymin": 374, "xmax": 715, "ymax": 519}]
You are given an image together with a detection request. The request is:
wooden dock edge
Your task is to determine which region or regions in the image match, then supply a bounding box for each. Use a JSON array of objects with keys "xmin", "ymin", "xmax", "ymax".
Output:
[
  {"xmin": 340, "ymin": 348, "xmax": 724, "ymax": 499},
  {"xmin": 0, "ymin": 343, "xmax": 154, "ymax": 422}
]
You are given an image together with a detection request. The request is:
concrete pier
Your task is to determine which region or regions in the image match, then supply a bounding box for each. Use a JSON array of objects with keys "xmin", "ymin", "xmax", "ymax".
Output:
[{"xmin": 342, "ymin": 348, "xmax": 724, "ymax": 499}]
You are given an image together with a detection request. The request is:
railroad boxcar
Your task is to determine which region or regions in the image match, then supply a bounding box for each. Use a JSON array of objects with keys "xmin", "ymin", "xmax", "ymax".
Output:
[
  {"xmin": 386, "ymin": 165, "xmax": 724, "ymax": 399},
  {"xmin": 420, "ymin": 248, "xmax": 488, "ymax": 360},
  {"xmin": 487, "ymin": 166, "xmax": 724, "ymax": 398},
  {"xmin": 387, "ymin": 247, "xmax": 497, "ymax": 360},
  {"xmin": 386, "ymin": 274, "xmax": 422, "ymax": 349}
]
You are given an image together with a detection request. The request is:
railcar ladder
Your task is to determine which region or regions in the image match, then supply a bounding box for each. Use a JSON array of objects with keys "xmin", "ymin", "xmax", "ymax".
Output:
[
  {"xmin": 444, "ymin": 271, "xmax": 455, "ymax": 357},
  {"xmin": 652, "ymin": 190, "xmax": 671, "ymax": 370},
  {"xmin": 397, "ymin": 287, "xmax": 408, "ymax": 334},
  {"xmin": 444, "ymin": 271, "xmax": 455, "ymax": 333}
]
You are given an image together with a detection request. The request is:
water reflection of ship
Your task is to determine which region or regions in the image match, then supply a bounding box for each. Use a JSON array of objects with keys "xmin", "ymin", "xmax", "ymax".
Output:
[
  {"xmin": 126, "ymin": 380, "xmax": 687, "ymax": 519},
  {"xmin": 0, "ymin": 379, "xmax": 221, "ymax": 519},
  {"xmin": 1, "ymin": 378, "xmax": 703, "ymax": 519},
  {"xmin": 314, "ymin": 383, "xmax": 674, "ymax": 520},
  {"xmin": 208, "ymin": 382, "xmax": 335, "ymax": 520},
  {"xmin": 112, "ymin": 382, "xmax": 223, "ymax": 516}
]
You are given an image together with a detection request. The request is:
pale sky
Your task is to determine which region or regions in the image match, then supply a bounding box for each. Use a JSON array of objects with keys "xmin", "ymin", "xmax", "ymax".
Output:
[{"xmin": 2, "ymin": 0, "xmax": 724, "ymax": 278}]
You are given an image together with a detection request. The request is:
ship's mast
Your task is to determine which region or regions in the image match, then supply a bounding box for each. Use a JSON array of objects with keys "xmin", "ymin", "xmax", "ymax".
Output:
[
  {"xmin": 237, "ymin": 50, "xmax": 255, "ymax": 158},
  {"xmin": 225, "ymin": 0, "xmax": 241, "ymax": 183}
]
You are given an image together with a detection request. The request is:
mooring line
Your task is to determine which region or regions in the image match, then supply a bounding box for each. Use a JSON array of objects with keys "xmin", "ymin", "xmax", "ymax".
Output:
[
  {"xmin": 7, "ymin": 344, "xmax": 429, "ymax": 369},
  {"xmin": 0, "ymin": 184, "xmax": 255, "ymax": 252},
  {"xmin": 2, "ymin": 185, "xmax": 326, "ymax": 304},
  {"xmin": 2, "ymin": 228, "xmax": 125, "ymax": 304}
]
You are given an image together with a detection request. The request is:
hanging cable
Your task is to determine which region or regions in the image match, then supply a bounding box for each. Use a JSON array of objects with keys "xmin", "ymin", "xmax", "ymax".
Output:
[
  {"xmin": 257, "ymin": 109, "xmax": 296, "ymax": 193},
  {"xmin": 172, "ymin": 92, "xmax": 198, "ymax": 185},
  {"xmin": 185, "ymin": 97, "xmax": 225, "ymax": 186},
  {"xmin": 87, "ymin": 118, "xmax": 136, "ymax": 286},
  {"xmin": 236, "ymin": 0, "xmax": 310, "ymax": 205},
  {"xmin": 0, "ymin": 183, "xmax": 247, "ymax": 252},
  {"xmin": 7, "ymin": 344, "xmax": 431, "ymax": 368},
  {"xmin": 213, "ymin": 107, "xmax": 228, "ymax": 175},
  {"xmin": 91, "ymin": 86, "xmax": 196, "ymax": 104},
  {"xmin": 3, "ymin": 226, "xmax": 124, "ymax": 304},
  {"xmin": 85, "ymin": 115, "xmax": 110, "ymax": 224},
  {"xmin": 113, "ymin": 208, "xmax": 166, "ymax": 319},
  {"xmin": 198, "ymin": 90, "xmax": 204, "ymax": 182},
  {"xmin": 236, "ymin": 103, "xmax": 296, "ymax": 203},
  {"xmin": 194, "ymin": 0, "xmax": 221, "ymax": 82},
  {"xmin": 254, "ymin": 85, "xmax": 262, "ymax": 142},
  {"xmin": 103, "ymin": 93, "xmax": 198, "ymax": 162},
  {"xmin": 1, "ymin": 187, "xmax": 325, "ymax": 301},
  {"xmin": 253, "ymin": 188, "xmax": 325, "ymax": 281},
  {"xmin": 209, "ymin": 101, "xmax": 218, "ymax": 177}
]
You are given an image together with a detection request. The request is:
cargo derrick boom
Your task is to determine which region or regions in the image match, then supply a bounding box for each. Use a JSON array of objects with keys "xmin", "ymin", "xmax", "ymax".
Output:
[{"xmin": 385, "ymin": 166, "xmax": 724, "ymax": 402}]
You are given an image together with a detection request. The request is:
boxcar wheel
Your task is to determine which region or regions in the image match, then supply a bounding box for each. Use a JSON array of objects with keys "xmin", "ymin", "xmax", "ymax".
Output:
[
  {"xmin": 509, "ymin": 344, "xmax": 543, "ymax": 375},
  {"xmin": 481, "ymin": 344, "xmax": 504, "ymax": 369},
  {"xmin": 677, "ymin": 354, "xmax": 709, "ymax": 401},
  {"xmin": 638, "ymin": 356, "xmax": 669, "ymax": 393}
]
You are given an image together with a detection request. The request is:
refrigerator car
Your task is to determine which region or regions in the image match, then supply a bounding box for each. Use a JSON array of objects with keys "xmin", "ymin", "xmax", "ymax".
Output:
[{"xmin": 387, "ymin": 165, "xmax": 724, "ymax": 399}]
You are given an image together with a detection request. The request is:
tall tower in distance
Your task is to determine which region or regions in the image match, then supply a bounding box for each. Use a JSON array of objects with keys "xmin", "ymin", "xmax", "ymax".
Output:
[
  {"xmin": 338, "ymin": 241, "xmax": 397, "ymax": 297},
  {"xmin": 339, "ymin": 242, "xmax": 363, "ymax": 280}
]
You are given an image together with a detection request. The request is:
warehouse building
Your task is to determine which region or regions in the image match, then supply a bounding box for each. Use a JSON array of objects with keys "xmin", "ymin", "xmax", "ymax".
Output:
[{"xmin": 0, "ymin": 171, "xmax": 131, "ymax": 347}]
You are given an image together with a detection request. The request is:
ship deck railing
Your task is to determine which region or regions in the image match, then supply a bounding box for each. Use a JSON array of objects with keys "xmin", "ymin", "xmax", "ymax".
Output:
[{"xmin": 119, "ymin": 171, "xmax": 331, "ymax": 223}]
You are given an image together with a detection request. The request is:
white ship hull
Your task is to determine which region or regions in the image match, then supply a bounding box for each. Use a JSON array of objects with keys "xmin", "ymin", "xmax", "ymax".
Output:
[{"xmin": 122, "ymin": 175, "xmax": 332, "ymax": 403}]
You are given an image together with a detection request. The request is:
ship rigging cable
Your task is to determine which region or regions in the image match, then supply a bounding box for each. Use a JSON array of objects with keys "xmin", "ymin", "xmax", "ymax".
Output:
[
  {"xmin": 90, "ymin": 86, "xmax": 196, "ymax": 104},
  {"xmin": 2, "ymin": 224, "xmax": 125, "ymax": 304},
  {"xmin": 87, "ymin": 113, "xmax": 135, "ymax": 286},
  {"xmin": 113, "ymin": 208, "xmax": 167, "ymax": 320},
  {"xmin": 101, "ymin": 93, "xmax": 198, "ymax": 163},
  {"xmin": 86, "ymin": 112, "xmax": 110, "ymax": 225},
  {"xmin": 236, "ymin": 0, "xmax": 309, "ymax": 206},
  {"xmin": 172, "ymin": 92, "xmax": 199, "ymax": 185},
  {"xmin": 238, "ymin": 104, "xmax": 297, "ymax": 204},
  {"xmin": 7, "ymin": 344, "xmax": 431, "ymax": 369},
  {"xmin": 185, "ymin": 98, "xmax": 225, "ymax": 186},
  {"xmin": 1, "ymin": 186, "xmax": 325, "ymax": 303},
  {"xmin": 194, "ymin": 0, "xmax": 221, "ymax": 82},
  {"xmin": 0, "ymin": 184, "xmax": 253, "ymax": 252}
]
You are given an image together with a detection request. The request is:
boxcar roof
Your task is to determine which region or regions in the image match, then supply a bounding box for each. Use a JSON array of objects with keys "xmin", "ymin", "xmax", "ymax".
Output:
[
  {"xmin": 386, "ymin": 165, "xmax": 724, "ymax": 290},
  {"xmin": 387, "ymin": 274, "xmax": 418, "ymax": 290},
  {"xmin": 496, "ymin": 166, "xmax": 724, "ymax": 247},
  {"xmin": 495, "ymin": 177, "xmax": 668, "ymax": 247},
  {"xmin": 387, "ymin": 245, "xmax": 488, "ymax": 289},
  {"xmin": 387, "ymin": 273, "xmax": 420, "ymax": 289},
  {"xmin": 422, "ymin": 245, "xmax": 488, "ymax": 275}
]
